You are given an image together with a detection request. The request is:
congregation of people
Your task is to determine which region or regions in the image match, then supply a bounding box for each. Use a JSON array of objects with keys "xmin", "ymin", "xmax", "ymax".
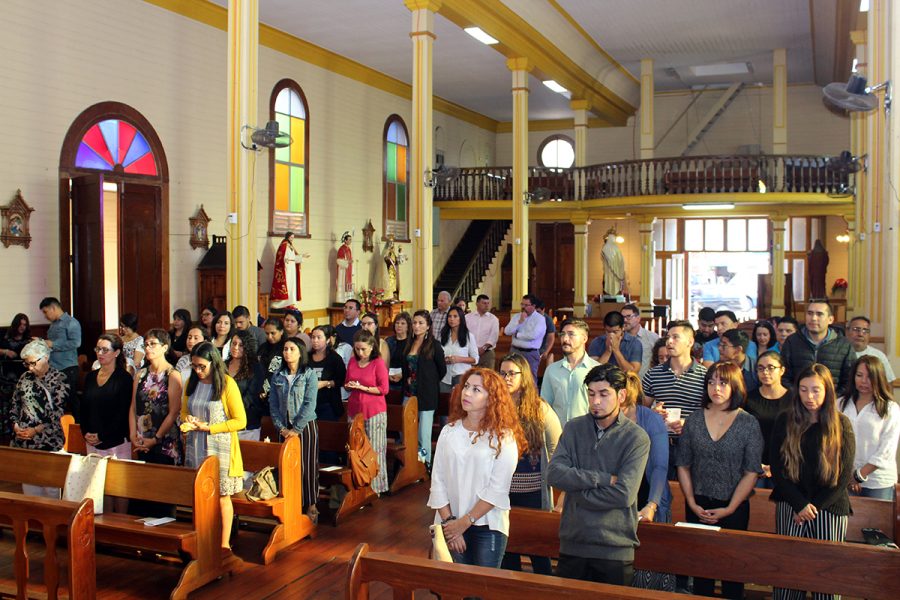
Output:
[{"xmin": 0, "ymin": 291, "xmax": 897, "ymax": 598}]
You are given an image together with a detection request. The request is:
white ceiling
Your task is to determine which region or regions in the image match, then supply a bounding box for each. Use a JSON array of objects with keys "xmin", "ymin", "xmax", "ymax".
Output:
[{"xmin": 208, "ymin": 0, "xmax": 842, "ymax": 121}]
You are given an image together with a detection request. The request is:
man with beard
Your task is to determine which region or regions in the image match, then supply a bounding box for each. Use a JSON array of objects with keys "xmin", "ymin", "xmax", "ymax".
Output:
[
  {"xmin": 541, "ymin": 319, "xmax": 600, "ymax": 425},
  {"xmin": 548, "ymin": 363, "xmax": 650, "ymax": 586}
]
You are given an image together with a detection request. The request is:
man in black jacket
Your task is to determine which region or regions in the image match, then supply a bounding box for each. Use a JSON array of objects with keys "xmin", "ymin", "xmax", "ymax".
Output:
[{"xmin": 781, "ymin": 300, "xmax": 855, "ymax": 395}]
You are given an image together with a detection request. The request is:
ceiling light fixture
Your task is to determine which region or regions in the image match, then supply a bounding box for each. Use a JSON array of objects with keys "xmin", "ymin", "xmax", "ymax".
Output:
[
  {"xmin": 464, "ymin": 27, "xmax": 498, "ymax": 45},
  {"xmin": 682, "ymin": 203, "xmax": 735, "ymax": 211},
  {"xmin": 542, "ymin": 80, "xmax": 569, "ymax": 94},
  {"xmin": 835, "ymin": 233, "xmax": 851, "ymax": 243},
  {"xmin": 615, "ymin": 235, "xmax": 625, "ymax": 244}
]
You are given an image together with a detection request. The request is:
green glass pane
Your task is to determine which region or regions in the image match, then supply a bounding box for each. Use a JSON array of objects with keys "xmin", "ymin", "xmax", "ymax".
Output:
[
  {"xmin": 290, "ymin": 165, "xmax": 304, "ymax": 213},
  {"xmin": 386, "ymin": 142, "xmax": 397, "ymax": 181},
  {"xmin": 396, "ymin": 183, "xmax": 406, "ymax": 220},
  {"xmin": 275, "ymin": 112, "xmax": 291, "ymax": 162}
]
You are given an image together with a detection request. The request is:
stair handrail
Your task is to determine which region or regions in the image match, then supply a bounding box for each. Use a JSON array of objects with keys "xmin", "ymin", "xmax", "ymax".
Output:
[{"xmin": 452, "ymin": 220, "xmax": 510, "ymax": 301}]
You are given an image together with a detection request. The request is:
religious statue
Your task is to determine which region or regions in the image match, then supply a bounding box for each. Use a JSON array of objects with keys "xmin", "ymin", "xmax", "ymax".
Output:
[
  {"xmin": 335, "ymin": 231, "xmax": 354, "ymax": 304},
  {"xmin": 601, "ymin": 228, "xmax": 625, "ymax": 297},
  {"xmin": 270, "ymin": 231, "xmax": 309, "ymax": 310},
  {"xmin": 383, "ymin": 236, "xmax": 408, "ymax": 300},
  {"xmin": 807, "ymin": 239, "xmax": 829, "ymax": 299}
]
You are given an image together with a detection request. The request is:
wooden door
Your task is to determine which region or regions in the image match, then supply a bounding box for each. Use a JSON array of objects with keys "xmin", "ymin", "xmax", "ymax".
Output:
[
  {"xmin": 120, "ymin": 183, "xmax": 164, "ymax": 332},
  {"xmin": 535, "ymin": 223, "xmax": 574, "ymax": 309},
  {"xmin": 70, "ymin": 175, "xmax": 105, "ymax": 352}
]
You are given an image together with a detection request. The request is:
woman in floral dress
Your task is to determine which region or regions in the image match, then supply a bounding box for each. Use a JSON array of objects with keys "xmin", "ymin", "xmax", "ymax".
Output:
[{"xmin": 130, "ymin": 329, "xmax": 182, "ymax": 465}]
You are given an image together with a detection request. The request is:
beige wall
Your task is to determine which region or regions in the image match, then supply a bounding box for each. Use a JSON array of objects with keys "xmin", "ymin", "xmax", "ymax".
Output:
[{"xmin": 0, "ymin": 0, "xmax": 495, "ymax": 326}]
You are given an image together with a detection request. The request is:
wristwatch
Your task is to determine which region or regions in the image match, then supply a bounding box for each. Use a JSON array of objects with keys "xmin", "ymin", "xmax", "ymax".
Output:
[{"xmin": 467, "ymin": 513, "xmax": 476, "ymax": 524}]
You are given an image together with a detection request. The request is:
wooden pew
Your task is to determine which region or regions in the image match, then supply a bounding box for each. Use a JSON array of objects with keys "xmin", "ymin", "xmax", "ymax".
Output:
[
  {"xmin": 0, "ymin": 491, "xmax": 95, "ymax": 600},
  {"xmin": 61, "ymin": 417, "xmax": 87, "ymax": 455},
  {"xmin": 346, "ymin": 542, "xmax": 673, "ymax": 600},
  {"xmin": 0, "ymin": 447, "xmax": 239, "ymax": 600},
  {"xmin": 316, "ymin": 414, "xmax": 378, "ymax": 525},
  {"xmin": 506, "ymin": 508, "xmax": 900, "ymax": 600},
  {"xmin": 385, "ymin": 396, "xmax": 427, "ymax": 493},
  {"xmin": 232, "ymin": 436, "xmax": 316, "ymax": 564},
  {"xmin": 667, "ymin": 480, "xmax": 900, "ymax": 544}
]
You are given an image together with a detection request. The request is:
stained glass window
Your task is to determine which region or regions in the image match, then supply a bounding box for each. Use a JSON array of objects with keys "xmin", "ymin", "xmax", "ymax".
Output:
[
  {"xmin": 383, "ymin": 116, "xmax": 409, "ymax": 241},
  {"xmin": 75, "ymin": 119, "xmax": 158, "ymax": 176},
  {"xmin": 270, "ymin": 81, "xmax": 309, "ymax": 236}
]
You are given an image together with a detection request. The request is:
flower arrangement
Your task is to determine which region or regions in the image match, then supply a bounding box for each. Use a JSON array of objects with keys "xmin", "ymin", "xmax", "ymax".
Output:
[
  {"xmin": 359, "ymin": 287, "xmax": 386, "ymax": 312},
  {"xmin": 831, "ymin": 278, "xmax": 848, "ymax": 293}
]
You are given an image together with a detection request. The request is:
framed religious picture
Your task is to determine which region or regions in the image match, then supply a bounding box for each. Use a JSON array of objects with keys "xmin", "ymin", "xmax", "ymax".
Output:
[
  {"xmin": 189, "ymin": 205, "xmax": 211, "ymax": 250},
  {"xmin": 1, "ymin": 189, "xmax": 34, "ymax": 249}
]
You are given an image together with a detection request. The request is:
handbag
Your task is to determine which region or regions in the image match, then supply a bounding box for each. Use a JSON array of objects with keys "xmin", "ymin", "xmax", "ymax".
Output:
[
  {"xmin": 246, "ymin": 466, "xmax": 279, "ymax": 502},
  {"xmin": 430, "ymin": 523, "xmax": 453, "ymax": 562},
  {"xmin": 62, "ymin": 453, "xmax": 109, "ymax": 514},
  {"xmin": 346, "ymin": 414, "xmax": 379, "ymax": 488}
]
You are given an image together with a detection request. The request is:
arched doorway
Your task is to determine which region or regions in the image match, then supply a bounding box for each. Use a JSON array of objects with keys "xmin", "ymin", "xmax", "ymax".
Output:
[{"xmin": 59, "ymin": 102, "xmax": 169, "ymax": 350}]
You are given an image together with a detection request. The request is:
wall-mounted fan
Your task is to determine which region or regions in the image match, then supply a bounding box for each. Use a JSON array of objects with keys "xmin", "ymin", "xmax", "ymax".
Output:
[
  {"xmin": 823, "ymin": 75, "xmax": 892, "ymax": 114},
  {"xmin": 424, "ymin": 165, "xmax": 460, "ymax": 188},
  {"xmin": 523, "ymin": 187, "xmax": 552, "ymax": 205},
  {"xmin": 828, "ymin": 151, "xmax": 866, "ymax": 174},
  {"xmin": 241, "ymin": 121, "xmax": 292, "ymax": 151}
]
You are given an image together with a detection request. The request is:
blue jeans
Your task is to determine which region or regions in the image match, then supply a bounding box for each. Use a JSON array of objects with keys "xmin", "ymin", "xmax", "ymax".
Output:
[
  {"xmin": 451, "ymin": 525, "xmax": 508, "ymax": 568},
  {"xmin": 418, "ymin": 409, "xmax": 435, "ymax": 466},
  {"xmin": 853, "ymin": 486, "xmax": 895, "ymax": 500}
]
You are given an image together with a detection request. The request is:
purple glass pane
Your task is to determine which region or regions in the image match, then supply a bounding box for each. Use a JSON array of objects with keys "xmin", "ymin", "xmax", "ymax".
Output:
[
  {"xmin": 75, "ymin": 142, "xmax": 113, "ymax": 171},
  {"xmin": 122, "ymin": 131, "xmax": 151, "ymax": 167}
]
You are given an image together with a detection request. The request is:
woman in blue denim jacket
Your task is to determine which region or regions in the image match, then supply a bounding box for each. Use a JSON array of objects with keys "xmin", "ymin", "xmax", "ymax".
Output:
[{"xmin": 268, "ymin": 337, "xmax": 319, "ymax": 522}]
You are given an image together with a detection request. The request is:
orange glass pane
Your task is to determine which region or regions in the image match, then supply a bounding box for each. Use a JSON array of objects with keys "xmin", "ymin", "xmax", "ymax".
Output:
[
  {"xmin": 275, "ymin": 163, "xmax": 290, "ymax": 211},
  {"xmin": 396, "ymin": 145, "xmax": 407, "ymax": 183},
  {"xmin": 290, "ymin": 117, "xmax": 305, "ymax": 165}
]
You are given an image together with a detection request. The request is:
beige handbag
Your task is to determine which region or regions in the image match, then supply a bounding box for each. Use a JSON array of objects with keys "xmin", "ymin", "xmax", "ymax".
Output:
[
  {"xmin": 430, "ymin": 523, "xmax": 453, "ymax": 562},
  {"xmin": 62, "ymin": 453, "xmax": 109, "ymax": 514}
]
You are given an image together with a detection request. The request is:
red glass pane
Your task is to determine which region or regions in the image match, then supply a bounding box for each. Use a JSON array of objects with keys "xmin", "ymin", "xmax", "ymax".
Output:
[
  {"xmin": 118, "ymin": 121, "xmax": 137, "ymax": 165},
  {"xmin": 124, "ymin": 152, "xmax": 158, "ymax": 176},
  {"xmin": 82, "ymin": 124, "xmax": 114, "ymax": 167}
]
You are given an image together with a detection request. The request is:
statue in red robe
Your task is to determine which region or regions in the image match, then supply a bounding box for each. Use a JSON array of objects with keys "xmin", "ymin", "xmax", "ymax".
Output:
[
  {"xmin": 335, "ymin": 231, "xmax": 354, "ymax": 304},
  {"xmin": 271, "ymin": 232, "xmax": 308, "ymax": 309}
]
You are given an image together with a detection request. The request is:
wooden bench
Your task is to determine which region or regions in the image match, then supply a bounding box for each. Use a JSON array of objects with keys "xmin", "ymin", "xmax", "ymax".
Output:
[
  {"xmin": 0, "ymin": 491, "xmax": 95, "ymax": 600},
  {"xmin": 0, "ymin": 447, "xmax": 238, "ymax": 600},
  {"xmin": 60, "ymin": 417, "xmax": 87, "ymax": 455},
  {"xmin": 384, "ymin": 395, "xmax": 427, "ymax": 494},
  {"xmin": 668, "ymin": 480, "xmax": 900, "ymax": 543},
  {"xmin": 506, "ymin": 508, "xmax": 900, "ymax": 600},
  {"xmin": 232, "ymin": 436, "xmax": 316, "ymax": 564},
  {"xmin": 316, "ymin": 414, "xmax": 378, "ymax": 525},
  {"xmin": 346, "ymin": 542, "xmax": 672, "ymax": 600}
]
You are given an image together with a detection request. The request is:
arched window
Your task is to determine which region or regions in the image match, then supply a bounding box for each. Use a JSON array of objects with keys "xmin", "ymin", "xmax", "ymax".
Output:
[
  {"xmin": 75, "ymin": 118, "xmax": 159, "ymax": 176},
  {"xmin": 383, "ymin": 115, "xmax": 409, "ymax": 241},
  {"xmin": 269, "ymin": 79, "xmax": 310, "ymax": 236},
  {"xmin": 538, "ymin": 135, "xmax": 575, "ymax": 170}
]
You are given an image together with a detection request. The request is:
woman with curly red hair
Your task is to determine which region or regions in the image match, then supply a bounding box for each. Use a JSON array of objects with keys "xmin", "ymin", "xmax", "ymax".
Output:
[{"xmin": 427, "ymin": 368, "xmax": 526, "ymax": 569}]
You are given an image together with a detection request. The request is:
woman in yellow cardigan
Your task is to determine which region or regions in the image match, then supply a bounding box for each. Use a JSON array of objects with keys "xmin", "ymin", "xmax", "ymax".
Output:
[{"xmin": 180, "ymin": 341, "xmax": 247, "ymax": 555}]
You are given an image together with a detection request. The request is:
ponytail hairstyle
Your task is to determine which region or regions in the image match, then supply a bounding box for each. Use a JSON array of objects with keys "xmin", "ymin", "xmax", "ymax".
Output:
[
  {"xmin": 97, "ymin": 333, "xmax": 127, "ymax": 371},
  {"xmin": 781, "ymin": 364, "xmax": 843, "ymax": 487}
]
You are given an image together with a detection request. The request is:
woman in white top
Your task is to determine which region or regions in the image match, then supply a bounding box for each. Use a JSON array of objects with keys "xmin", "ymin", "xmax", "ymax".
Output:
[
  {"xmin": 840, "ymin": 355, "xmax": 900, "ymax": 499},
  {"xmin": 427, "ymin": 368, "xmax": 524, "ymax": 569},
  {"xmin": 119, "ymin": 313, "xmax": 145, "ymax": 372},
  {"xmin": 175, "ymin": 325, "xmax": 209, "ymax": 386},
  {"xmin": 439, "ymin": 306, "xmax": 478, "ymax": 393}
]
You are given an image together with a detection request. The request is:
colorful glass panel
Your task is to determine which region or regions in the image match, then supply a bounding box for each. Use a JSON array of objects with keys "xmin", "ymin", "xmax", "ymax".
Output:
[
  {"xmin": 386, "ymin": 182, "xmax": 396, "ymax": 219},
  {"xmin": 396, "ymin": 145, "xmax": 407, "ymax": 183},
  {"xmin": 275, "ymin": 163, "xmax": 290, "ymax": 211},
  {"xmin": 275, "ymin": 112, "xmax": 290, "ymax": 163},
  {"xmin": 386, "ymin": 142, "xmax": 397, "ymax": 180},
  {"xmin": 290, "ymin": 165, "xmax": 304, "ymax": 213},
  {"xmin": 290, "ymin": 117, "xmax": 305, "ymax": 165},
  {"xmin": 383, "ymin": 117, "xmax": 409, "ymax": 240},
  {"xmin": 396, "ymin": 184, "xmax": 406, "ymax": 220},
  {"xmin": 272, "ymin": 85, "xmax": 308, "ymax": 236},
  {"xmin": 74, "ymin": 119, "xmax": 157, "ymax": 176}
]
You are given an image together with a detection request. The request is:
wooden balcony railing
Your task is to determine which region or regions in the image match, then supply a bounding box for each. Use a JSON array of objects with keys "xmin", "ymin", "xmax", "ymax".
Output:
[{"xmin": 433, "ymin": 155, "xmax": 852, "ymax": 202}]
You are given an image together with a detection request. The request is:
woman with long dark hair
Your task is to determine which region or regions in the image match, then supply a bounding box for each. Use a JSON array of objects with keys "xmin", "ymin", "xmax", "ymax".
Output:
[
  {"xmin": 498, "ymin": 353, "xmax": 560, "ymax": 575},
  {"xmin": 168, "ymin": 308, "xmax": 192, "ymax": 362},
  {"xmin": 199, "ymin": 305, "xmax": 217, "ymax": 339},
  {"xmin": 130, "ymin": 329, "xmax": 182, "ymax": 466},
  {"xmin": 82, "ymin": 334, "xmax": 133, "ymax": 458},
  {"xmin": 402, "ymin": 310, "xmax": 447, "ymax": 468},
  {"xmin": 308, "ymin": 325, "xmax": 346, "ymax": 422},
  {"xmin": 226, "ymin": 329, "xmax": 265, "ymax": 441},
  {"xmin": 180, "ymin": 341, "xmax": 247, "ymax": 555},
  {"xmin": 771, "ymin": 364, "xmax": 855, "ymax": 600},
  {"xmin": 1, "ymin": 313, "xmax": 30, "ymax": 359},
  {"xmin": 175, "ymin": 325, "xmax": 208, "ymax": 386},
  {"xmin": 840, "ymin": 355, "xmax": 898, "ymax": 499},
  {"xmin": 429, "ymin": 368, "xmax": 525, "ymax": 569},
  {"xmin": 360, "ymin": 311, "xmax": 390, "ymax": 367},
  {"xmin": 746, "ymin": 350, "xmax": 791, "ymax": 488},
  {"xmin": 752, "ymin": 320, "xmax": 779, "ymax": 353},
  {"xmin": 345, "ymin": 330, "xmax": 390, "ymax": 495},
  {"xmin": 211, "ymin": 311, "xmax": 235, "ymax": 360},
  {"xmin": 259, "ymin": 317, "xmax": 285, "ymax": 371},
  {"xmin": 440, "ymin": 306, "xmax": 478, "ymax": 393},
  {"xmin": 118, "ymin": 313, "xmax": 145, "ymax": 372},
  {"xmin": 386, "ymin": 312, "xmax": 412, "ymax": 390},
  {"xmin": 268, "ymin": 337, "xmax": 319, "ymax": 523}
]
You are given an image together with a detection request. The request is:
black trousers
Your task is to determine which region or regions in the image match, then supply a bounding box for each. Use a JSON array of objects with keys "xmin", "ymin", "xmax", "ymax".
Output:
[
  {"xmin": 557, "ymin": 554, "xmax": 634, "ymax": 586},
  {"xmin": 685, "ymin": 495, "xmax": 750, "ymax": 599}
]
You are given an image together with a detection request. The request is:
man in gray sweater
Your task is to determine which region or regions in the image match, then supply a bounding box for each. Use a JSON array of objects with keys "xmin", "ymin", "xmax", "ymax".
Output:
[{"xmin": 547, "ymin": 363, "xmax": 650, "ymax": 586}]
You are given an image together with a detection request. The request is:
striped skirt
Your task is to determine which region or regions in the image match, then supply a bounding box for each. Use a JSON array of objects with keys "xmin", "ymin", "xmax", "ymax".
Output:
[
  {"xmin": 364, "ymin": 411, "xmax": 388, "ymax": 495},
  {"xmin": 289, "ymin": 420, "xmax": 319, "ymax": 511},
  {"xmin": 774, "ymin": 501, "xmax": 848, "ymax": 600}
]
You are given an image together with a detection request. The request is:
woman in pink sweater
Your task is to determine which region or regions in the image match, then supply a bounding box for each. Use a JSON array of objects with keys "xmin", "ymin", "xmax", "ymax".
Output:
[{"xmin": 344, "ymin": 329, "xmax": 390, "ymax": 494}]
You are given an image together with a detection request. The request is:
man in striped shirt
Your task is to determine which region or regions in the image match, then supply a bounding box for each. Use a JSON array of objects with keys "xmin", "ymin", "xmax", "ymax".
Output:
[{"xmin": 641, "ymin": 320, "xmax": 707, "ymax": 480}]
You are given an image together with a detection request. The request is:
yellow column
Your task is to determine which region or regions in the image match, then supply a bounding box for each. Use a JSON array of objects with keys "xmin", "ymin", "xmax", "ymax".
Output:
[
  {"xmin": 772, "ymin": 49, "xmax": 787, "ymax": 154},
  {"xmin": 508, "ymin": 57, "xmax": 531, "ymax": 302},
  {"xmin": 405, "ymin": 0, "xmax": 441, "ymax": 311},
  {"xmin": 640, "ymin": 59, "xmax": 654, "ymax": 159},
  {"xmin": 770, "ymin": 216, "xmax": 787, "ymax": 315},
  {"xmin": 849, "ymin": 29, "xmax": 867, "ymax": 320},
  {"xmin": 883, "ymin": 0, "xmax": 900, "ymax": 367},
  {"xmin": 571, "ymin": 99, "xmax": 589, "ymax": 168},
  {"xmin": 226, "ymin": 0, "xmax": 258, "ymax": 315},
  {"xmin": 844, "ymin": 214, "xmax": 858, "ymax": 315},
  {"xmin": 637, "ymin": 216, "xmax": 655, "ymax": 317},
  {"xmin": 572, "ymin": 216, "xmax": 589, "ymax": 317}
]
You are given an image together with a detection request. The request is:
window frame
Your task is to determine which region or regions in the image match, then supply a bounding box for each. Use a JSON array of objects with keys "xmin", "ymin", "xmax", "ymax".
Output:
[
  {"xmin": 382, "ymin": 114, "xmax": 411, "ymax": 243},
  {"xmin": 268, "ymin": 79, "xmax": 311, "ymax": 238},
  {"xmin": 537, "ymin": 134, "xmax": 575, "ymax": 170}
]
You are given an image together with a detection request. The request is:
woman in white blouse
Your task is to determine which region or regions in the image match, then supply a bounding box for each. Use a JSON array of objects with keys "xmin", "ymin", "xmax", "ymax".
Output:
[
  {"xmin": 439, "ymin": 306, "xmax": 478, "ymax": 393},
  {"xmin": 428, "ymin": 368, "xmax": 525, "ymax": 568},
  {"xmin": 840, "ymin": 355, "xmax": 899, "ymax": 499}
]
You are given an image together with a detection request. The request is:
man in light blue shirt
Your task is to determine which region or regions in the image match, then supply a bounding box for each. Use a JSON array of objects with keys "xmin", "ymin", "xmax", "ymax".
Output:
[
  {"xmin": 702, "ymin": 310, "xmax": 756, "ymax": 366},
  {"xmin": 541, "ymin": 319, "xmax": 600, "ymax": 424},
  {"xmin": 588, "ymin": 311, "xmax": 643, "ymax": 373},
  {"xmin": 504, "ymin": 294, "xmax": 547, "ymax": 381},
  {"xmin": 40, "ymin": 296, "xmax": 81, "ymax": 398}
]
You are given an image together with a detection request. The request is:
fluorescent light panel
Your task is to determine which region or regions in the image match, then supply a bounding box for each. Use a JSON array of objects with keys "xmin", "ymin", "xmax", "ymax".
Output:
[
  {"xmin": 682, "ymin": 203, "xmax": 735, "ymax": 211},
  {"xmin": 464, "ymin": 27, "xmax": 498, "ymax": 45},
  {"xmin": 690, "ymin": 62, "xmax": 750, "ymax": 77},
  {"xmin": 542, "ymin": 80, "xmax": 569, "ymax": 94}
]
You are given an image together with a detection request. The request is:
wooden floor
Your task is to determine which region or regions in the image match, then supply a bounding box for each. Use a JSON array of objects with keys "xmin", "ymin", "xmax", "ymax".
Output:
[{"xmin": 0, "ymin": 482, "xmax": 434, "ymax": 599}]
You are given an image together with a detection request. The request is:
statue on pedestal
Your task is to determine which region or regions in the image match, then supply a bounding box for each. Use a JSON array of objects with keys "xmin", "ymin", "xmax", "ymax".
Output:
[
  {"xmin": 383, "ymin": 236, "xmax": 408, "ymax": 300},
  {"xmin": 335, "ymin": 231, "xmax": 354, "ymax": 304},
  {"xmin": 807, "ymin": 239, "xmax": 829, "ymax": 299},
  {"xmin": 270, "ymin": 231, "xmax": 309, "ymax": 309},
  {"xmin": 601, "ymin": 228, "xmax": 625, "ymax": 297}
]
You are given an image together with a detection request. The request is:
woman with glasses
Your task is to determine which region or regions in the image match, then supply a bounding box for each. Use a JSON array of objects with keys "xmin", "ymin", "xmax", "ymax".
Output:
[
  {"xmin": 211, "ymin": 311, "xmax": 235, "ymax": 360},
  {"xmin": 130, "ymin": 329, "xmax": 182, "ymax": 466},
  {"xmin": 180, "ymin": 341, "xmax": 247, "ymax": 555},
  {"xmin": 745, "ymin": 351, "xmax": 791, "ymax": 488},
  {"xmin": 199, "ymin": 305, "xmax": 217, "ymax": 339},
  {"xmin": 360, "ymin": 312, "xmax": 391, "ymax": 368},
  {"xmin": 498, "ymin": 353, "xmax": 560, "ymax": 575},
  {"xmin": 676, "ymin": 362, "xmax": 763, "ymax": 599},
  {"xmin": 11, "ymin": 340, "xmax": 67, "ymax": 496},
  {"xmin": 752, "ymin": 320, "xmax": 779, "ymax": 354},
  {"xmin": 440, "ymin": 306, "xmax": 478, "ymax": 393},
  {"xmin": 81, "ymin": 334, "xmax": 133, "ymax": 459}
]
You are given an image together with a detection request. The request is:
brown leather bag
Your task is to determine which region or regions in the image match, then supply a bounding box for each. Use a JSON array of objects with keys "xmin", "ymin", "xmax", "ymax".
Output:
[{"xmin": 346, "ymin": 414, "xmax": 379, "ymax": 488}]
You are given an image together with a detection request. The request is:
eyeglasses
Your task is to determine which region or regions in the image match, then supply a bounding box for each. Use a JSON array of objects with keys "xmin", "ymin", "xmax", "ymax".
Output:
[
  {"xmin": 499, "ymin": 370, "xmax": 522, "ymax": 379},
  {"xmin": 622, "ymin": 313, "xmax": 639, "ymax": 320},
  {"xmin": 849, "ymin": 327, "xmax": 871, "ymax": 334},
  {"xmin": 94, "ymin": 347, "xmax": 114, "ymax": 355},
  {"xmin": 23, "ymin": 357, "xmax": 45, "ymax": 368},
  {"xmin": 145, "ymin": 341, "xmax": 163, "ymax": 348},
  {"xmin": 718, "ymin": 343, "xmax": 735, "ymax": 350},
  {"xmin": 191, "ymin": 363, "xmax": 210, "ymax": 372},
  {"xmin": 756, "ymin": 365, "xmax": 782, "ymax": 373}
]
